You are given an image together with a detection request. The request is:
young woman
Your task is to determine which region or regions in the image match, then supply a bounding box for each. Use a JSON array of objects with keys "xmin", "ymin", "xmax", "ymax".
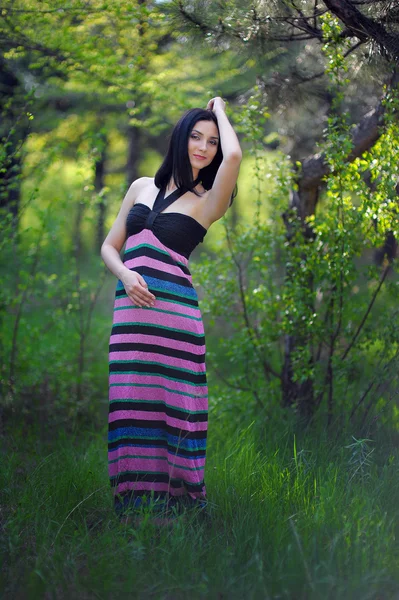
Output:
[{"xmin": 101, "ymin": 96, "xmax": 242, "ymax": 523}]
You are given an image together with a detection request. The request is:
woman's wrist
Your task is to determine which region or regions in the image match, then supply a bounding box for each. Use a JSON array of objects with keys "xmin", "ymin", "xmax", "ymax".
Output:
[
  {"xmin": 214, "ymin": 105, "xmax": 226, "ymax": 117},
  {"xmin": 117, "ymin": 264, "xmax": 130, "ymax": 282}
]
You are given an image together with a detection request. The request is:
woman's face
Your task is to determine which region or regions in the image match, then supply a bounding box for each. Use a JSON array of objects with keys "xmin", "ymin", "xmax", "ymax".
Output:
[{"xmin": 188, "ymin": 120, "xmax": 219, "ymax": 172}]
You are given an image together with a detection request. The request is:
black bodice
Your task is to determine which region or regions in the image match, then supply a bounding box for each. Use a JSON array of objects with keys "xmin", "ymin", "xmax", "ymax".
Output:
[{"xmin": 126, "ymin": 182, "xmax": 207, "ymax": 259}]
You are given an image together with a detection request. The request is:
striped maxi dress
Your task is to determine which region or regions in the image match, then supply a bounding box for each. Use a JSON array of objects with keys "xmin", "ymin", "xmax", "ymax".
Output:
[{"xmin": 107, "ymin": 183, "xmax": 208, "ymax": 515}]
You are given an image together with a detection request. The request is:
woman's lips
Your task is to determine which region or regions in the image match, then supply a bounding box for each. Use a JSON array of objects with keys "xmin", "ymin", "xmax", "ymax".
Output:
[{"xmin": 193, "ymin": 154, "xmax": 206, "ymax": 160}]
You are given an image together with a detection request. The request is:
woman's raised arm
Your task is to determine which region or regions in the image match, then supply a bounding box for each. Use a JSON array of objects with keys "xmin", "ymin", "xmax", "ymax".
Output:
[{"xmin": 204, "ymin": 97, "xmax": 242, "ymax": 223}]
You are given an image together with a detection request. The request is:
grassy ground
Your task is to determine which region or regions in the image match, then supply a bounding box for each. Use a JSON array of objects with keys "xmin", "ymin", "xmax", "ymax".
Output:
[{"xmin": 1, "ymin": 415, "xmax": 398, "ymax": 600}]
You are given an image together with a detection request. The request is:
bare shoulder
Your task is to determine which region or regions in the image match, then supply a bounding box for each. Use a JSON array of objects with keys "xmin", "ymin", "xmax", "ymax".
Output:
[{"xmin": 126, "ymin": 177, "xmax": 154, "ymax": 205}]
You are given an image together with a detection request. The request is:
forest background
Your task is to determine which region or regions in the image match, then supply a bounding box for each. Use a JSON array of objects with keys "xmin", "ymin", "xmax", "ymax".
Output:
[{"xmin": 1, "ymin": 1, "xmax": 399, "ymax": 598}]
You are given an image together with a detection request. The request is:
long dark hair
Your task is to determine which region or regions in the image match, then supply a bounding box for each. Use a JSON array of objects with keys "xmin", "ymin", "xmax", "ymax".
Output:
[{"xmin": 155, "ymin": 108, "xmax": 237, "ymax": 204}]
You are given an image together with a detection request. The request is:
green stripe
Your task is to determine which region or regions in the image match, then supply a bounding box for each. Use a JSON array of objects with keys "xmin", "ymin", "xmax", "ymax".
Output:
[
  {"xmin": 109, "ymin": 359, "xmax": 204, "ymax": 376},
  {"xmin": 109, "ymin": 370, "xmax": 206, "ymax": 386},
  {"xmin": 109, "ymin": 433, "xmax": 206, "ymax": 450},
  {"xmin": 109, "ymin": 398, "xmax": 207, "ymax": 414},
  {"xmin": 149, "ymin": 285, "xmax": 197, "ymax": 301},
  {"xmin": 155, "ymin": 296, "xmax": 200, "ymax": 309},
  {"xmin": 108, "ymin": 455, "xmax": 204, "ymax": 471},
  {"xmin": 109, "ymin": 382, "xmax": 207, "ymax": 399},
  {"xmin": 113, "ymin": 305, "xmax": 201, "ymax": 321},
  {"xmin": 124, "ymin": 243, "xmax": 187, "ymax": 269},
  {"xmin": 112, "ymin": 321, "xmax": 204, "ymax": 337},
  {"xmin": 114, "ymin": 288, "xmax": 199, "ymax": 310}
]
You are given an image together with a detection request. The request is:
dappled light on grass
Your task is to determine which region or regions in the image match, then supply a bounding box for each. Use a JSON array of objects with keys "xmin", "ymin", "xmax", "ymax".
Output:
[{"xmin": 1, "ymin": 420, "xmax": 398, "ymax": 599}]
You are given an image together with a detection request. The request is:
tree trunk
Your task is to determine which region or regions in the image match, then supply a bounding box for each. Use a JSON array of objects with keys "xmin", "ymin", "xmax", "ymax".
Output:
[
  {"xmin": 94, "ymin": 131, "xmax": 107, "ymax": 251},
  {"xmin": 281, "ymin": 187, "xmax": 318, "ymax": 419},
  {"xmin": 281, "ymin": 69, "xmax": 399, "ymax": 419},
  {"xmin": 0, "ymin": 55, "xmax": 27, "ymax": 222},
  {"xmin": 126, "ymin": 125, "xmax": 141, "ymax": 187}
]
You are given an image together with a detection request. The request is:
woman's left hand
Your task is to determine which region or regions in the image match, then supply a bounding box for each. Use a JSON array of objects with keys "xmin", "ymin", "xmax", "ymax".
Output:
[{"xmin": 206, "ymin": 96, "xmax": 226, "ymax": 112}]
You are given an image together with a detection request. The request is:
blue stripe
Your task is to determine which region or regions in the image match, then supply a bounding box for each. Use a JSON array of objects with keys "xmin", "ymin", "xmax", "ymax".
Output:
[
  {"xmin": 117, "ymin": 276, "xmax": 197, "ymax": 299},
  {"xmin": 108, "ymin": 427, "xmax": 205, "ymax": 450},
  {"xmin": 108, "ymin": 442, "xmax": 205, "ymax": 459}
]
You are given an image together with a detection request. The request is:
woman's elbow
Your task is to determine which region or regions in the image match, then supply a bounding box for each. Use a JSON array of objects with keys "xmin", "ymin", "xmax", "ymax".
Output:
[
  {"xmin": 225, "ymin": 149, "xmax": 242, "ymax": 163},
  {"xmin": 100, "ymin": 241, "xmax": 113, "ymax": 262}
]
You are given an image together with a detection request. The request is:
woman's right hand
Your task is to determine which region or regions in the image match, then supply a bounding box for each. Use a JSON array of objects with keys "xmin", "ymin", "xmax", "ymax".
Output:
[
  {"xmin": 206, "ymin": 96, "xmax": 226, "ymax": 113},
  {"xmin": 121, "ymin": 268, "xmax": 156, "ymax": 307}
]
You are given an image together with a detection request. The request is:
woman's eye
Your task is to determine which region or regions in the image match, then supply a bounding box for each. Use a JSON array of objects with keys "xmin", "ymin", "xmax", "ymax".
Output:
[{"xmin": 191, "ymin": 134, "xmax": 199, "ymax": 140}]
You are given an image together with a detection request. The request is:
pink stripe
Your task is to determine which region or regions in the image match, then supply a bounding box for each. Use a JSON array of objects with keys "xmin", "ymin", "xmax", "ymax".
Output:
[
  {"xmin": 113, "ymin": 480, "xmax": 207, "ymax": 499},
  {"xmin": 116, "ymin": 481, "xmax": 185, "ymax": 495},
  {"xmin": 109, "ymin": 333, "xmax": 206, "ymax": 354},
  {"xmin": 113, "ymin": 306, "xmax": 204, "ymax": 334},
  {"xmin": 113, "ymin": 297, "xmax": 201, "ymax": 319},
  {"xmin": 109, "ymin": 445, "xmax": 165, "ymax": 461},
  {"xmin": 112, "ymin": 308, "xmax": 205, "ymax": 335},
  {"xmin": 125, "ymin": 230, "xmax": 190, "ymax": 267},
  {"xmin": 109, "ymin": 385, "xmax": 207, "ymax": 405},
  {"xmin": 109, "ymin": 410, "xmax": 207, "ymax": 431},
  {"xmin": 109, "ymin": 351, "xmax": 205, "ymax": 372},
  {"xmin": 108, "ymin": 445, "xmax": 206, "ymax": 469},
  {"xmin": 109, "ymin": 457, "xmax": 205, "ymax": 478},
  {"xmin": 109, "ymin": 387, "xmax": 208, "ymax": 410},
  {"xmin": 124, "ymin": 255, "xmax": 192, "ymax": 284},
  {"xmin": 109, "ymin": 373, "xmax": 207, "ymax": 394},
  {"xmin": 155, "ymin": 299, "xmax": 201, "ymax": 317}
]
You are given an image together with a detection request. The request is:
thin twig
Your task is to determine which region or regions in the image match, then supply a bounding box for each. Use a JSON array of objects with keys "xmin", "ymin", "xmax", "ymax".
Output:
[
  {"xmin": 213, "ymin": 365, "xmax": 252, "ymax": 393},
  {"xmin": 8, "ymin": 223, "xmax": 46, "ymax": 396},
  {"xmin": 341, "ymin": 264, "xmax": 391, "ymax": 360},
  {"xmin": 225, "ymin": 225, "xmax": 281, "ymax": 380}
]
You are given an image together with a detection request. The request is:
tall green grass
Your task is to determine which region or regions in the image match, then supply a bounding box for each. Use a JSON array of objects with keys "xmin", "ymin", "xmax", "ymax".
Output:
[{"xmin": 1, "ymin": 416, "xmax": 398, "ymax": 599}]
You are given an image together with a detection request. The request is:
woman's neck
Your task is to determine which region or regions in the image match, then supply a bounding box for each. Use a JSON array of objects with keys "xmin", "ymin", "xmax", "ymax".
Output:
[{"xmin": 167, "ymin": 170, "xmax": 200, "ymax": 192}]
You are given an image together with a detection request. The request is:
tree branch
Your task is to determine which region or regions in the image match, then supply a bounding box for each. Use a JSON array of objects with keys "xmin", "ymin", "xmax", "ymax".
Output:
[
  {"xmin": 323, "ymin": 0, "xmax": 399, "ymax": 60},
  {"xmin": 296, "ymin": 68, "xmax": 399, "ymax": 217}
]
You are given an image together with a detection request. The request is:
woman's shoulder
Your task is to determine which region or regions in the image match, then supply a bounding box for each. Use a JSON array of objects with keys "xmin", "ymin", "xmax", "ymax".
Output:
[
  {"xmin": 130, "ymin": 176, "xmax": 154, "ymax": 194},
  {"xmin": 124, "ymin": 177, "xmax": 154, "ymax": 207}
]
